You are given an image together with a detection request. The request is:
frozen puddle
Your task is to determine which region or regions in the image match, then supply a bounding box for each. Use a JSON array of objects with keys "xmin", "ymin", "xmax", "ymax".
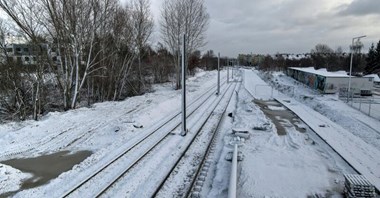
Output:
[
  {"xmin": 253, "ymin": 99, "xmax": 306, "ymax": 135},
  {"xmin": 0, "ymin": 150, "xmax": 92, "ymax": 197}
]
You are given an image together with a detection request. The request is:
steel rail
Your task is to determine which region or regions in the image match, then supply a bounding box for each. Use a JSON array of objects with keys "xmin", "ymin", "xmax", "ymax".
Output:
[
  {"xmin": 185, "ymin": 82, "xmax": 240, "ymax": 198},
  {"xmin": 152, "ymin": 82, "xmax": 239, "ymax": 197},
  {"xmin": 61, "ymin": 80, "xmax": 229, "ymax": 198},
  {"xmin": 94, "ymin": 83, "xmax": 234, "ymax": 197}
]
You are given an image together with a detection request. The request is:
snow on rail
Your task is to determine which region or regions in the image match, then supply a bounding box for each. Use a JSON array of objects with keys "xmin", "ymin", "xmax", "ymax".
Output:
[{"xmin": 276, "ymin": 97, "xmax": 380, "ymax": 191}]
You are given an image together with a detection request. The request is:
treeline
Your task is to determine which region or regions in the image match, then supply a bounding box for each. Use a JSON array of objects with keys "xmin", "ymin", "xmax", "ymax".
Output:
[
  {"xmin": 257, "ymin": 42, "xmax": 380, "ymax": 75},
  {"xmin": 365, "ymin": 40, "xmax": 380, "ymax": 74},
  {"xmin": 0, "ymin": 0, "xmax": 214, "ymax": 122}
]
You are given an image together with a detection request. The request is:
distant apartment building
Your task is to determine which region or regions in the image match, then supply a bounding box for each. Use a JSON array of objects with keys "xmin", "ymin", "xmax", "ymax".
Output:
[
  {"xmin": 0, "ymin": 33, "xmax": 61, "ymax": 66},
  {"xmin": 2, "ymin": 43, "xmax": 61, "ymax": 66},
  {"xmin": 5, "ymin": 43, "xmax": 45, "ymax": 65}
]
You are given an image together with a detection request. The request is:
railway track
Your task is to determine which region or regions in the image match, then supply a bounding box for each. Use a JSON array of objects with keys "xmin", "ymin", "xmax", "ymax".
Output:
[
  {"xmin": 152, "ymin": 82, "xmax": 240, "ymax": 198},
  {"xmin": 0, "ymin": 78, "xmax": 227, "ymax": 161},
  {"xmin": 60, "ymin": 80, "xmax": 233, "ymax": 197}
]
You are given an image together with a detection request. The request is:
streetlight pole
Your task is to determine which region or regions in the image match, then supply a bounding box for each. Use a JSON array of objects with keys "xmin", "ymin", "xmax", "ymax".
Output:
[
  {"xmin": 227, "ymin": 58, "xmax": 230, "ymax": 83},
  {"xmin": 347, "ymin": 35, "xmax": 366, "ymax": 102},
  {"xmin": 217, "ymin": 52, "xmax": 220, "ymax": 95}
]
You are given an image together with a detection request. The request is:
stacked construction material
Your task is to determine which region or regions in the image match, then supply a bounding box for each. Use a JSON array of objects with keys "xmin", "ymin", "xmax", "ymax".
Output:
[{"xmin": 344, "ymin": 174, "xmax": 376, "ymax": 198}]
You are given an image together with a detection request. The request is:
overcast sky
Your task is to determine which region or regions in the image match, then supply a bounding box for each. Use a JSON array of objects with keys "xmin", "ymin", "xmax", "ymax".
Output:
[
  {"xmin": 1, "ymin": 0, "xmax": 379, "ymax": 57},
  {"xmin": 150, "ymin": 0, "xmax": 380, "ymax": 57}
]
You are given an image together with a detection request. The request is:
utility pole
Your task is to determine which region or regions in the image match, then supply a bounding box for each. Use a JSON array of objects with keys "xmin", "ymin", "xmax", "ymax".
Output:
[
  {"xmin": 251, "ymin": 52, "xmax": 253, "ymax": 66},
  {"xmin": 227, "ymin": 59, "xmax": 230, "ymax": 83},
  {"xmin": 177, "ymin": 37, "xmax": 181, "ymax": 89},
  {"xmin": 232, "ymin": 60, "xmax": 234, "ymax": 80},
  {"xmin": 181, "ymin": 34, "xmax": 187, "ymax": 136},
  {"xmin": 217, "ymin": 52, "xmax": 220, "ymax": 95}
]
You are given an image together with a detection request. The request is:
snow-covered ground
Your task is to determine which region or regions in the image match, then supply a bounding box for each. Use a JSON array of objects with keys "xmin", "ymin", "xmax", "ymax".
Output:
[
  {"xmin": 1, "ymin": 67, "xmax": 379, "ymax": 198},
  {"xmin": 349, "ymin": 97, "xmax": 380, "ymax": 120},
  {"xmin": 224, "ymin": 70, "xmax": 357, "ymax": 197},
  {"xmin": 278, "ymin": 97, "xmax": 380, "ymax": 191},
  {"xmin": 195, "ymin": 68, "xmax": 379, "ymax": 197},
  {"xmin": 259, "ymin": 70, "xmax": 380, "ymax": 150},
  {"xmin": 0, "ymin": 69, "xmax": 226, "ymax": 197},
  {"xmin": 249, "ymin": 69, "xmax": 380, "ymax": 192},
  {"xmin": 0, "ymin": 164, "xmax": 32, "ymax": 195}
]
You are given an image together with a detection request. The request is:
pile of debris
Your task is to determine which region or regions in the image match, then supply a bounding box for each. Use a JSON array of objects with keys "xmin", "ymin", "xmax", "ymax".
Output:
[{"xmin": 344, "ymin": 174, "xmax": 376, "ymax": 198}]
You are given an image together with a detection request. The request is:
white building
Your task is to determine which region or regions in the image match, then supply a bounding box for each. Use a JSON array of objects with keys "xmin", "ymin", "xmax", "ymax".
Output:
[
  {"xmin": 287, "ymin": 67, "xmax": 373, "ymax": 95},
  {"xmin": 364, "ymin": 74, "xmax": 380, "ymax": 87}
]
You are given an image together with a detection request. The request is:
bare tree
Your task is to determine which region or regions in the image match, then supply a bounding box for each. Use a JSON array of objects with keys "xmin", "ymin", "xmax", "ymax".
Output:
[
  {"xmin": 42, "ymin": 0, "xmax": 146, "ymax": 104},
  {"xmin": 0, "ymin": 18, "xmax": 6, "ymax": 61},
  {"xmin": 43, "ymin": 0, "xmax": 103, "ymax": 109},
  {"xmin": 310, "ymin": 44, "xmax": 334, "ymax": 70},
  {"xmin": 151, "ymin": 42, "xmax": 174, "ymax": 83},
  {"xmin": 0, "ymin": 0, "xmax": 159, "ymax": 121},
  {"xmin": 0, "ymin": 0, "xmax": 49, "ymax": 120},
  {"xmin": 336, "ymin": 46, "xmax": 343, "ymax": 54},
  {"xmin": 108, "ymin": 4, "xmax": 137, "ymax": 101},
  {"xmin": 131, "ymin": 0, "xmax": 154, "ymax": 92},
  {"xmin": 311, "ymin": 44, "xmax": 334, "ymax": 54},
  {"xmin": 160, "ymin": 0, "xmax": 209, "ymax": 89}
]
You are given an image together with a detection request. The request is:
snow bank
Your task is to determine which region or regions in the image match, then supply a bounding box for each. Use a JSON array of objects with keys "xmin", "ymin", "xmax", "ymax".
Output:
[{"xmin": 0, "ymin": 164, "xmax": 32, "ymax": 194}]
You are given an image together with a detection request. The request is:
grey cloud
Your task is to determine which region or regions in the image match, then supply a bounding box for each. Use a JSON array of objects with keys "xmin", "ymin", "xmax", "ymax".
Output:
[
  {"xmin": 339, "ymin": 0, "xmax": 380, "ymax": 16},
  {"xmin": 150, "ymin": 0, "xmax": 380, "ymax": 56}
]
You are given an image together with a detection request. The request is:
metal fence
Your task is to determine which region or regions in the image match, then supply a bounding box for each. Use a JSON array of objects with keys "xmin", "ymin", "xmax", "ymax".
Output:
[{"xmin": 339, "ymin": 90, "xmax": 380, "ymax": 120}]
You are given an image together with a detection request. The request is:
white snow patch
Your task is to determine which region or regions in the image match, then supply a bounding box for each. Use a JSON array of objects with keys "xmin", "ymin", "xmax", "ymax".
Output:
[
  {"xmin": 0, "ymin": 164, "xmax": 32, "ymax": 194},
  {"xmin": 267, "ymin": 105, "xmax": 286, "ymax": 111}
]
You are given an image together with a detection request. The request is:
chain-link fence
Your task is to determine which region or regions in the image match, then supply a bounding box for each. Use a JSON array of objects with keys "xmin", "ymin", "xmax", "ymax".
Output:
[{"xmin": 339, "ymin": 89, "xmax": 380, "ymax": 120}]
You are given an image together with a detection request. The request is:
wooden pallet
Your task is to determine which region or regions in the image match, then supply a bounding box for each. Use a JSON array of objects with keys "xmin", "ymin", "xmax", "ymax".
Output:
[{"xmin": 344, "ymin": 174, "xmax": 376, "ymax": 198}]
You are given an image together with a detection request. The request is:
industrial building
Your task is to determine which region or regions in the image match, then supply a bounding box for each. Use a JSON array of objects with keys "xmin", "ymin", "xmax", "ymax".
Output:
[
  {"xmin": 364, "ymin": 74, "xmax": 380, "ymax": 87},
  {"xmin": 287, "ymin": 67, "xmax": 374, "ymax": 95}
]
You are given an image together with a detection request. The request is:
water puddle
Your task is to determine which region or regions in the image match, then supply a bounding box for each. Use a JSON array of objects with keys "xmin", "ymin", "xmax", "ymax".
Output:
[
  {"xmin": 254, "ymin": 99, "xmax": 306, "ymax": 135},
  {"xmin": 0, "ymin": 150, "xmax": 92, "ymax": 197}
]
